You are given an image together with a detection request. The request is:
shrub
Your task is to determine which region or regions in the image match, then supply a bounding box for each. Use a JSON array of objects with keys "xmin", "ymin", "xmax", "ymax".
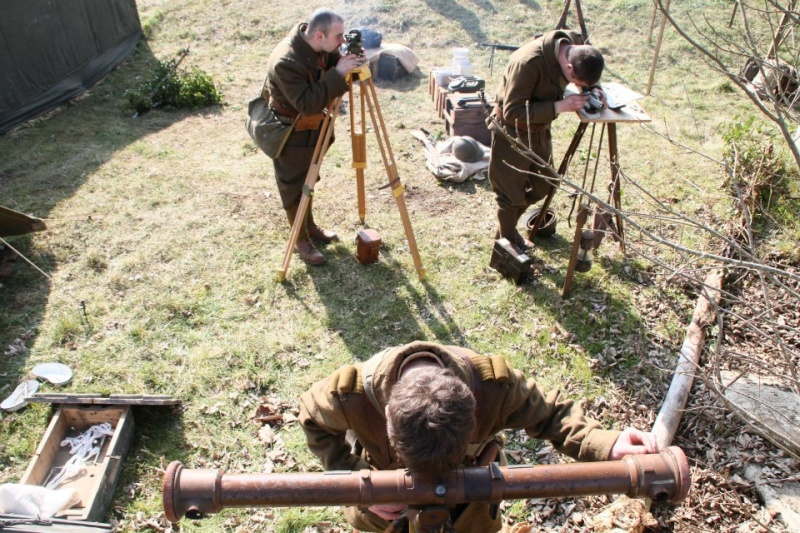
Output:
[{"xmin": 124, "ymin": 50, "xmax": 223, "ymax": 114}]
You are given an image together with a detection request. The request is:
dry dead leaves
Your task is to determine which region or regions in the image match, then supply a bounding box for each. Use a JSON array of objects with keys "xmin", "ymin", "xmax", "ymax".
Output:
[
  {"xmin": 494, "ymin": 264, "xmax": 798, "ymax": 532},
  {"xmin": 251, "ymin": 395, "xmax": 299, "ymax": 473}
]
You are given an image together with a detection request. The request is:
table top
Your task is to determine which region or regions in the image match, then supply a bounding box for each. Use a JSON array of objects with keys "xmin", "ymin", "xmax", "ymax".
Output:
[
  {"xmin": 568, "ymin": 81, "xmax": 652, "ymax": 123},
  {"xmin": 578, "ymin": 100, "xmax": 651, "ymax": 123}
]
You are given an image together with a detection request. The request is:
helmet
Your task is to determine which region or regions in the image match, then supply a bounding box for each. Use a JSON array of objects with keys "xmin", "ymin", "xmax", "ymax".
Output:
[
  {"xmin": 523, "ymin": 207, "xmax": 558, "ymax": 238},
  {"xmin": 450, "ymin": 136, "xmax": 484, "ymax": 163}
]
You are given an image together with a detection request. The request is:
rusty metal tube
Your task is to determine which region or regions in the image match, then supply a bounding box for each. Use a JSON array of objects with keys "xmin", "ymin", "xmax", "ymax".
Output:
[{"xmin": 163, "ymin": 446, "xmax": 690, "ymax": 523}]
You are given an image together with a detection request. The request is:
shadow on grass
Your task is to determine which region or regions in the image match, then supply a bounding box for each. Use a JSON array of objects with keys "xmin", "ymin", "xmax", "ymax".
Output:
[
  {"xmin": 422, "ymin": 0, "xmax": 490, "ymax": 43},
  {"xmin": 516, "ymin": 232, "xmax": 653, "ymax": 379},
  {"xmin": 370, "ymin": 69, "xmax": 427, "ymax": 93},
  {"xmin": 438, "ymin": 176, "xmax": 494, "ymax": 196},
  {"xmin": 304, "ymin": 243, "xmax": 467, "ymax": 360},
  {"xmin": 0, "ymin": 37, "xmax": 222, "ymax": 390}
]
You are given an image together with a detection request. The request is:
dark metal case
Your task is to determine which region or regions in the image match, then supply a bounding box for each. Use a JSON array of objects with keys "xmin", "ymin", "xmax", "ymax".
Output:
[{"xmin": 490, "ymin": 238, "xmax": 533, "ymax": 284}]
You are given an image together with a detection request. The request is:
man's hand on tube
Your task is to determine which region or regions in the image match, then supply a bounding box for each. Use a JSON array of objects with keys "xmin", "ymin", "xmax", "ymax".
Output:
[
  {"xmin": 608, "ymin": 427, "xmax": 660, "ymax": 460},
  {"xmin": 369, "ymin": 503, "xmax": 405, "ymax": 521}
]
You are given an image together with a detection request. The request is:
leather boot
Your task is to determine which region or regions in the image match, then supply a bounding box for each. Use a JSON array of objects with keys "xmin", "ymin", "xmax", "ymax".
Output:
[
  {"xmin": 307, "ymin": 199, "xmax": 338, "ymax": 244},
  {"xmin": 295, "ymin": 239, "xmax": 326, "ymax": 265},
  {"xmin": 286, "ymin": 203, "xmax": 326, "ymax": 265},
  {"xmin": 495, "ymin": 206, "xmax": 533, "ymax": 250},
  {"xmin": 285, "ymin": 203, "xmax": 309, "ymax": 241}
]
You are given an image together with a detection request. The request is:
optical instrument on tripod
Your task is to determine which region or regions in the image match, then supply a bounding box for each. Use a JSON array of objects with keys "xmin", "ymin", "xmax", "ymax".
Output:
[{"xmin": 277, "ymin": 31, "xmax": 426, "ymax": 281}]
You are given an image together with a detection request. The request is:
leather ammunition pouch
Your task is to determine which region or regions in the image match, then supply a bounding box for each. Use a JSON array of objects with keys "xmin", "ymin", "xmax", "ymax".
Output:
[
  {"xmin": 246, "ymin": 94, "xmax": 298, "ymax": 159},
  {"xmin": 355, "ymin": 229, "xmax": 381, "ymax": 265},
  {"xmin": 269, "ymin": 96, "xmax": 324, "ymax": 131},
  {"xmin": 490, "ymin": 238, "xmax": 533, "ymax": 284},
  {"xmin": 295, "ymin": 113, "xmax": 325, "ymax": 131}
]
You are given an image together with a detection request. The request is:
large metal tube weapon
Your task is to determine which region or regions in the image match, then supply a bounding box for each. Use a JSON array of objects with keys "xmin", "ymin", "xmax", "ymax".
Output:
[{"xmin": 163, "ymin": 446, "xmax": 689, "ymax": 523}]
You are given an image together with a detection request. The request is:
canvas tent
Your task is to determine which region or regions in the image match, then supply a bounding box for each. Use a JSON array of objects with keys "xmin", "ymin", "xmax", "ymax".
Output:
[
  {"xmin": 0, "ymin": 205, "xmax": 47, "ymax": 238},
  {"xmin": 0, "ymin": 0, "xmax": 142, "ymax": 134}
]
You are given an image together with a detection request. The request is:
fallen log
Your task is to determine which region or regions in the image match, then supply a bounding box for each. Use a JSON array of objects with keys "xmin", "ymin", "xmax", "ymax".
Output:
[{"xmin": 592, "ymin": 268, "xmax": 724, "ymax": 532}]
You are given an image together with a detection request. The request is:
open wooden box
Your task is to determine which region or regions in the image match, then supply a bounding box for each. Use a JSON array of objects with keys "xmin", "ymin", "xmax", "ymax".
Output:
[{"xmin": 20, "ymin": 404, "xmax": 135, "ymax": 522}]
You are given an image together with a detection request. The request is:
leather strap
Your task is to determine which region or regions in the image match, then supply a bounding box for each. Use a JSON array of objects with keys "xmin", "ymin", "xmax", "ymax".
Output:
[
  {"xmin": 269, "ymin": 96, "xmax": 298, "ymax": 119},
  {"xmin": 361, "ymin": 348, "xmax": 394, "ymax": 469},
  {"xmin": 447, "ymin": 346, "xmax": 483, "ymax": 442}
]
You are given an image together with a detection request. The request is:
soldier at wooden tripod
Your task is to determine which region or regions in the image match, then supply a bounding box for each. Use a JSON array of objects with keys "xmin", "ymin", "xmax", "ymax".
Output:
[{"xmin": 277, "ymin": 61, "xmax": 426, "ymax": 281}]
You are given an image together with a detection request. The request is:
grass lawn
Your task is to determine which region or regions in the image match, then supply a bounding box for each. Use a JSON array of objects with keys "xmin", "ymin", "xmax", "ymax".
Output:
[{"xmin": 1, "ymin": 0, "xmax": 797, "ymax": 531}]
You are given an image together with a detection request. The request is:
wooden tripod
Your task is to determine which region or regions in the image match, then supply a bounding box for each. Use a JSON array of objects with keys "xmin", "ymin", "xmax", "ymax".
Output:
[
  {"xmin": 552, "ymin": 96, "xmax": 651, "ymax": 297},
  {"xmin": 276, "ymin": 64, "xmax": 426, "ymax": 281}
]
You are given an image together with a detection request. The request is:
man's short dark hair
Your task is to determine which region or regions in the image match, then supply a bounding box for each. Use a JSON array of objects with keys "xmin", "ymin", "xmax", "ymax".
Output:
[
  {"xmin": 307, "ymin": 8, "xmax": 344, "ymax": 36},
  {"xmin": 386, "ymin": 367, "xmax": 476, "ymax": 477},
  {"xmin": 568, "ymin": 45, "xmax": 604, "ymax": 86}
]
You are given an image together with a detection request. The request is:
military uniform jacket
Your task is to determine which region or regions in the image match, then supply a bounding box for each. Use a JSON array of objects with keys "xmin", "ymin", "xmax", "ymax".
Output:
[
  {"xmin": 488, "ymin": 30, "xmax": 587, "ymax": 208},
  {"xmin": 263, "ymin": 23, "xmax": 350, "ymax": 208},
  {"xmin": 495, "ymin": 30, "xmax": 585, "ymax": 130},
  {"xmin": 265, "ymin": 23, "xmax": 348, "ymax": 118},
  {"xmin": 298, "ymin": 341, "xmax": 620, "ymax": 473}
]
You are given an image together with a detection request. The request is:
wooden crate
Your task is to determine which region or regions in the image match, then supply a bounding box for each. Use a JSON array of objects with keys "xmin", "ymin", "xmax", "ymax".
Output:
[
  {"xmin": 444, "ymin": 93, "xmax": 493, "ymax": 145},
  {"xmin": 434, "ymin": 86, "xmax": 449, "ymax": 118},
  {"xmin": 20, "ymin": 404, "xmax": 135, "ymax": 522}
]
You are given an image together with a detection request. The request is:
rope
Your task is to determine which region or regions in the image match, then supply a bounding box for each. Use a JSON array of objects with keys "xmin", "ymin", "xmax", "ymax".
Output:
[
  {"xmin": 0, "ymin": 236, "xmax": 53, "ymax": 282},
  {"xmin": 44, "ymin": 423, "xmax": 115, "ymax": 489}
]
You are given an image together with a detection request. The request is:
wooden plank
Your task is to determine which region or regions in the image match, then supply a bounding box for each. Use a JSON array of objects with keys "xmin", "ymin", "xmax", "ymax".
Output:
[
  {"xmin": 85, "ymin": 406, "xmax": 134, "ymax": 522},
  {"xmin": 28, "ymin": 394, "xmax": 103, "ymax": 404},
  {"xmin": 0, "ymin": 514, "xmax": 112, "ymax": 532},
  {"xmin": 21, "ymin": 405, "xmax": 68, "ymax": 486},
  {"xmin": 29, "ymin": 393, "xmax": 180, "ymax": 406}
]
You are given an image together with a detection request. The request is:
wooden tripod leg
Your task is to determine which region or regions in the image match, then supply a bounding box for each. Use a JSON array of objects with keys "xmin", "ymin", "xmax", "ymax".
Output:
[
  {"xmin": 574, "ymin": 0, "xmax": 590, "ymax": 42},
  {"xmin": 361, "ymin": 73, "xmax": 426, "ymax": 280},
  {"xmin": 350, "ymin": 80, "xmax": 367, "ymax": 223},
  {"xmin": 648, "ymin": 0, "xmax": 658, "ymax": 42},
  {"xmin": 276, "ymin": 96, "xmax": 343, "ymax": 282},
  {"xmin": 562, "ymin": 204, "xmax": 589, "ymax": 298},
  {"xmin": 556, "ymin": 0, "xmax": 572, "ymax": 29},
  {"xmin": 530, "ymin": 122, "xmax": 588, "ymax": 235},
  {"xmin": 607, "ymin": 122, "xmax": 625, "ymax": 253}
]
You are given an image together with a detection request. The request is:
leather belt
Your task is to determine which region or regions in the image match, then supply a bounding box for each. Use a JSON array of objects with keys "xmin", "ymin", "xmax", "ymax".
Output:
[
  {"xmin": 493, "ymin": 103, "xmax": 550, "ymax": 132},
  {"xmin": 269, "ymin": 96, "xmax": 298, "ymax": 119}
]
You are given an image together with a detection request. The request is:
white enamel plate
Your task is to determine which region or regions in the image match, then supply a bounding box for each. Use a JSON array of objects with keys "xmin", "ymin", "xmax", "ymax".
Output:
[{"xmin": 31, "ymin": 362, "xmax": 73, "ymax": 385}]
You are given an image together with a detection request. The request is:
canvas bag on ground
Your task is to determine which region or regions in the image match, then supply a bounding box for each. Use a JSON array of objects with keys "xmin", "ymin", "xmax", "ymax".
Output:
[{"xmin": 246, "ymin": 85, "xmax": 299, "ymax": 159}]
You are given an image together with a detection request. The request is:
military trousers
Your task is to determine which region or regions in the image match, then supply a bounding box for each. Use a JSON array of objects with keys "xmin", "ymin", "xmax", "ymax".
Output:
[
  {"xmin": 272, "ymin": 127, "xmax": 334, "ymax": 209},
  {"xmin": 488, "ymin": 128, "xmax": 557, "ymax": 211}
]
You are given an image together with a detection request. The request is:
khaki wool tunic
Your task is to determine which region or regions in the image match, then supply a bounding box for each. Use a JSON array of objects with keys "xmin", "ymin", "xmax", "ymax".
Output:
[
  {"xmin": 298, "ymin": 341, "xmax": 620, "ymax": 532},
  {"xmin": 265, "ymin": 23, "xmax": 349, "ymax": 209},
  {"xmin": 488, "ymin": 30, "xmax": 586, "ymax": 211}
]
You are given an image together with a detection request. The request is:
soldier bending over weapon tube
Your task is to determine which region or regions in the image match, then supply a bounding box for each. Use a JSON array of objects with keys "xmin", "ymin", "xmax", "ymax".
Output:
[{"xmin": 164, "ymin": 342, "xmax": 689, "ymax": 532}]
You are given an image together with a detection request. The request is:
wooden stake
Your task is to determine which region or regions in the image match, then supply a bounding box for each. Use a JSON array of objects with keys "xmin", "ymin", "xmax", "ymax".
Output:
[{"xmin": 646, "ymin": 0, "xmax": 671, "ymax": 96}]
